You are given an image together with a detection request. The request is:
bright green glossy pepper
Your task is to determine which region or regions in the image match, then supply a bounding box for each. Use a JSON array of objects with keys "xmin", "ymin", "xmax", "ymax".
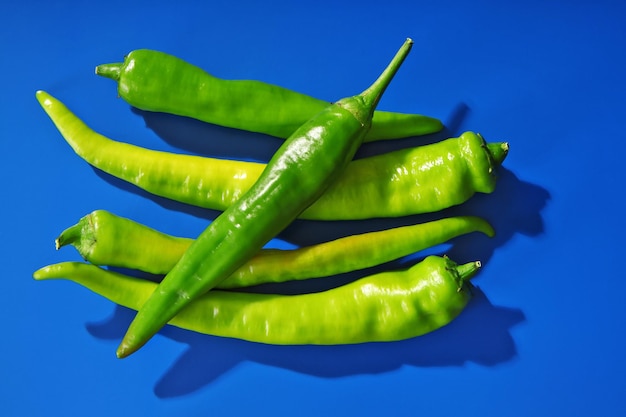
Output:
[
  {"xmin": 96, "ymin": 49, "xmax": 443, "ymax": 142},
  {"xmin": 35, "ymin": 90, "xmax": 508, "ymax": 221},
  {"xmin": 56, "ymin": 209, "xmax": 494, "ymax": 288},
  {"xmin": 115, "ymin": 38, "xmax": 414, "ymax": 358},
  {"xmin": 33, "ymin": 256, "xmax": 480, "ymax": 345}
]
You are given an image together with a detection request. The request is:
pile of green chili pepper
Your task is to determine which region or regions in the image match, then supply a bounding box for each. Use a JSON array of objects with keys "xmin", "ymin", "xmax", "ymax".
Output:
[{"xmin": 33, "ymin": 38, "xmax": 510, "ymax": 358}]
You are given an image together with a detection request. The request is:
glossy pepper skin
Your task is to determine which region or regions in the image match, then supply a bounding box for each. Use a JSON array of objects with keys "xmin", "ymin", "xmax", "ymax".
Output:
[
  {"xmin": 35, "ymin": 91, "xmax": 509, "ymax": 220},
  {"xmin": 310, "ymin": 132, "xmax": 508, "ymax": 219},
  {"xmin": 96, "ymin": 49, "xmax": 443, "ymax": 142},
  {"xmin": 33, "ymin": 256, "xmax": 480, "ymax": 345},
  {"xmin": 56, "ymin": 209, "xmax": 494, "ymax": 288},
  {"xmin": 114, "ymin": 39, "xmax": 414, "ymax": 358}
]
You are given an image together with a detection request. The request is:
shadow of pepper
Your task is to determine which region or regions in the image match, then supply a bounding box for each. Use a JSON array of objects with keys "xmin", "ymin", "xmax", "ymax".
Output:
[
  {"xmin": 130, "ymin": 107, "xmax": 284, "ymax": 163},
  {"xmin": 84, "ymin": 286, "xmax": 524, "ymax": 397},
  {"xmin": 130, "ymin": 100, "xmax": 471, "ymax": 161}
]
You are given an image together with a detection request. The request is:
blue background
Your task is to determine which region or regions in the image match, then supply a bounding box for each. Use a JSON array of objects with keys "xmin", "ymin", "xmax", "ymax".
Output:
[{"xmin": 2, "ymin": 0, "xmax": 625, "ymax": 415}]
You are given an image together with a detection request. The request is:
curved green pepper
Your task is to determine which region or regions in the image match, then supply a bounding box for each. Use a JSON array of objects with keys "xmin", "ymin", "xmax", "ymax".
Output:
[
  {"xmin": 96, "ymin": 49, "xmax": 443, "ymax": 141},
  {"xmin": 33, "ymin": 256, "xmax": 480, "ymax": 345},
  {"xmin": 56, "ymin": 209, "xmax": 494, "ymax": 288},
  {"xmin": 35, "ymin": 91, "xmax": 508, "ymax": 221}
]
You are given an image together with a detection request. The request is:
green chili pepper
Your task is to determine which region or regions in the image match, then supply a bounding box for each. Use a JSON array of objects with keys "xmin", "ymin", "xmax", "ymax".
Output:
[
  {"xmin": 33, "ymin": 255, "xmax": 480, "ymax": 345},
  {"xmin": 35, "ymin": 91, "xmax": 508, "ymax": 220},
  {"xmin": 56, "ymin": 209, "xmax": 494, "ymax": 288},
  {"xmin": 114, "ymin": 38, "xmax": 414, "ymax": 358},
  {"xmin": 95, "ymin": 49, "xmax": 443, "ymax": 142}
]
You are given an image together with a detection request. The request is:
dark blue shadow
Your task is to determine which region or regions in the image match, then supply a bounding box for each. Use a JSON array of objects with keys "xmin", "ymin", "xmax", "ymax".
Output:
[
  {"xmin": 130, "ymin": 101, "xmax": 468, "ymax": 163},
  {"xmin": 130, "ymin": 106, "xmax": 283, "ymax": 163},
  {"xmin": 86, "ymin": 287, "xmax": 524, "ymax": 398}
]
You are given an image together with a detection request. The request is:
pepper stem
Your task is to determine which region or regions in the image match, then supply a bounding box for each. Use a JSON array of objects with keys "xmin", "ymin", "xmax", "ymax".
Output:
[
  {"xmin": 456, "ymin": 260, "xmax": 482, "ymax": 283},
  {"xmin": 95, "ymin": 63, "xmax": 122, "ymax": 81},
  {"xmin": 487, "ymin": 142, "xmax": 510, "ymax": 166},
  {"xmin": 55, "ymin": 222, "xmax": 82, "ymax": 251},
  {"xmin": 359, "ymin": 38, "xmax": 414, "ymax": 110}
]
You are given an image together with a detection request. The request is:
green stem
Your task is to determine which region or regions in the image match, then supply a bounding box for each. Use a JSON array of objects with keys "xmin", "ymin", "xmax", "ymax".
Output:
[
  {"xmin": 95, "ymin": 63, "xmax": 122, "ymax": 81},
  {"xmin": 360, "ymin": 38, "xmax": 414, "ymax": 110},
  {"xmin": 456, "ymin": 260, "xmax": 482, "ymax": 283},
  {"xmin": 55, "ymin": 222, "xmax": 82, "ymax": 251},
  {"xmin": 487, "ymin": 142, "xmax": 510, "ymax": 166}
]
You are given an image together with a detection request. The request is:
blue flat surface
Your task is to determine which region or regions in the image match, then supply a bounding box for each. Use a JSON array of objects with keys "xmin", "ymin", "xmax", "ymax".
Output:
[{"xmin": 2, "ymin": 1, "xmax": 625, "ymax": 415}]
